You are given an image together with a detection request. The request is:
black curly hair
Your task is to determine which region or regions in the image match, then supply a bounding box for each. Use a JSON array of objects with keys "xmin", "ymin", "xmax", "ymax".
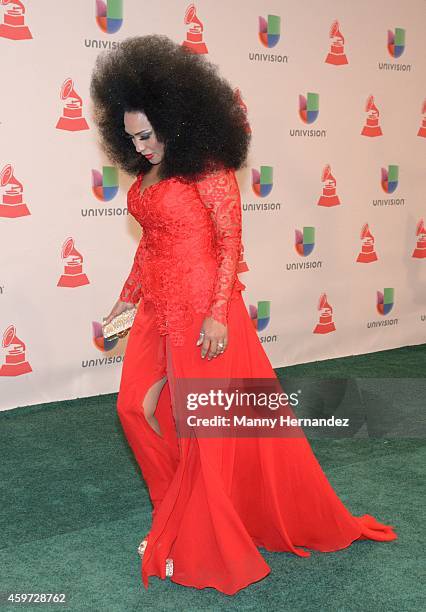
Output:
[{"xmin": 90, "ymin": 34, "xmax": 251, "ymax": 182}]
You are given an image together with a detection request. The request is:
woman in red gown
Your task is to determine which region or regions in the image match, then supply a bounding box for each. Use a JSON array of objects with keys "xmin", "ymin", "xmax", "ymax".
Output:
[{"xmin": 91, "ymin": 35, "xmax": 397, "ymax": 595}]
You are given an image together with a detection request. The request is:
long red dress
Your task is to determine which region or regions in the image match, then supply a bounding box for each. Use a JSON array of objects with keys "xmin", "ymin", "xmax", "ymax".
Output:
[{"xmin": 116, "ymin": 167, "xmax": 397, "ymax": 595}]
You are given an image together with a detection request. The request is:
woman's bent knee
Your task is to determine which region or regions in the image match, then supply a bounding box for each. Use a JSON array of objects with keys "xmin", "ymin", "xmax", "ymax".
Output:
[{"xmin": 116, "ymin": 375, "xmax": 167, "ymax": 421}]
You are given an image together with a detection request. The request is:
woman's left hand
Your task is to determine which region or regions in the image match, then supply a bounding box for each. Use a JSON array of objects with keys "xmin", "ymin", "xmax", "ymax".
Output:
[{"xmin": 196, "ymin": 316, "xmax": 228, "ymax": 359}]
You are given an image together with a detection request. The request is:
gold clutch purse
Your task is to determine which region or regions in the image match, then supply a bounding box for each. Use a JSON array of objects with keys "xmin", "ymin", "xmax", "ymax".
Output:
[{"xmin": 102, "ymin": 306, "xmax": 137, "ymax": 340}]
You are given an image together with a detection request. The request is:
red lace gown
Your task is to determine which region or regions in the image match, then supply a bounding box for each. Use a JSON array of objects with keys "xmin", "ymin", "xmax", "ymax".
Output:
[{"xmin": 116, "ymin": 167, "xmax": 397, "ymax": 595}]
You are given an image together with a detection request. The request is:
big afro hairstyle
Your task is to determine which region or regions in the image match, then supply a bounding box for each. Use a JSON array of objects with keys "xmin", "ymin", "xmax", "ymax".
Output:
[{"xmin": 90, "ymin": 34, "xmax": 251, "ymax": 182}]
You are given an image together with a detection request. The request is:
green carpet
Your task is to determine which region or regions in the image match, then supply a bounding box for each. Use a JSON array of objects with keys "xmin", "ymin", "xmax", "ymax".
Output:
[{"xmin": 0, "ymin": 344, "xmax": 424, "ymax": 612}]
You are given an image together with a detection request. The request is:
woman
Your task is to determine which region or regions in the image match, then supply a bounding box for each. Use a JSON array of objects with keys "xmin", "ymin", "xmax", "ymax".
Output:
[{"xmin": 90, "ymin": 35, "xmax": 397, "ymax": 595}]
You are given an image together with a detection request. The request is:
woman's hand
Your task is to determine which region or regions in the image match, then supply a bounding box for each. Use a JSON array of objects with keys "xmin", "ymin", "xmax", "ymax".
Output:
[
  {"xmin": 196, "ymin": 316, "xmax": 228, "ymax": 359},
  {"xmin": 103, "ymin": 298, "xmax": 136, "ymax": 326}
]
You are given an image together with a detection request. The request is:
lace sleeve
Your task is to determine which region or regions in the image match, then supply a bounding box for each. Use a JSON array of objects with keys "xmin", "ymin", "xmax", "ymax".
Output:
[
  {"xmin": 195, "ymin": 167, "xmax": 243, "ymax": 325},
  {"xmin": 119, "ymin": 238, "xmax": 143, "ymax": 304}
]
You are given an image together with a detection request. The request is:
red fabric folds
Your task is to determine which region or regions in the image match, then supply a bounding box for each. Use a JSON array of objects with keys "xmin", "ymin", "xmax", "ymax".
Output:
[
  {"xmin": 117, "ymin": 295, "xmax": 397, "ymax": 595},
  {"xmin": 116, "ymin": 167, "xmax": 397, "ymax": 595}
]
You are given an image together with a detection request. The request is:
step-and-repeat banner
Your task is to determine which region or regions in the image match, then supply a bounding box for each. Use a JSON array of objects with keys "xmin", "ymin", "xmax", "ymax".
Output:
[{"xmin": 0, "ymin": 0, "xmax": 425, "ymax": 411}]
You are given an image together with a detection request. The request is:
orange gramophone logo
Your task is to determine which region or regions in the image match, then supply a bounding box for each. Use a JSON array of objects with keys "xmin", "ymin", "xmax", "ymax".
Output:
[
  {"xmin": 56, "ymin": 78, "xmax": 89, "ymax": 131},
  {"xmin": 182, "ymin": 3, "xmax": 208, "ymax": 54},
  {"xmin": 418, "ymin": 99, "xmax": 426, "ymax": 138},
  {"xmin": 0, "ymin": 0, "xmax": 32, "ymax": 40},
  {"xmin": 313, "ymin": 293, "xmax": 336, "ymax": 334},
  {"xmin": 361, "ymin": 95, "xmax": 383, "ymax": 137},
  {"xmin": 357, "ymin": 223, "xmax": 378, "ymax": 263},
  {"xmin": 0, "ymin": 325, "xmax": 32, "ymax": 376},
  {"xmin": 325, "ymin": 20, "xmax": 348, "ymax": 65},
  {"xmin": 412, "ymin": 219, "xmax": 426, "ymax": 259},
  {"xmin": 318, "ymin": 164, "xmax": 341, "ymax": 207},
  {"xmin": 0, "ymin": 164, "xmax": 30, "ymax": 217},
  {"xmin": 57, "ymin": 237, "xmax": 90, "ymax": 288}
]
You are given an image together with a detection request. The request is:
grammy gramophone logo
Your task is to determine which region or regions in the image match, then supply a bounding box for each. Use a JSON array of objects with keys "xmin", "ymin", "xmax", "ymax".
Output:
[
  {"xmin": 412, "ymin": 219, "xmax": 426, "ymax": 259},
  {"xmin": 0, "ymin": 0, "xmax": 32, "ymax": 40},
  {"xmin": 418, "ymin": 99, "xmax": 426, "ymax": 138},
  {"xmin": 0, "ymin": 324, "xmax": 32, "ymax": 377},
  {"xmin": 357, "ymin": 223, "xmax": 378, "ymax": 263},
  {"xmin": 0, "ymin": 164, "xmax": 30, "ymax": 217},
  {"xmin": 318, "ymin": 164, "xmax": 341, "ymax": 207},
  {"xmin": 325, "ymin": 20, "xmax": 348, "ymax": 65},
  {"xmin": 57, "ymin": 237, "xmax": 90, "ymax": 288},
  {"xmin": 313, "ymin": 293, "xmax": 336, "ymax": 334},
  {"xmin": 56, "ymin": 78, "xmax": 89, "ymax": 131},
  {"xmin": 182, "ymin": 3, "xmax": 208, "ymax": 54},
  {"xmin": 361, "ymin": 95, "xmax": 383, "ymax": 137}
]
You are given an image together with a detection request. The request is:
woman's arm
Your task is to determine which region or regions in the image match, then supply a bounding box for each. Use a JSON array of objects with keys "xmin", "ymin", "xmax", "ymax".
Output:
[
  {"xmin": 195, "ymin": 167, "xmax": 243, "ymax": 325},
  {"xmin": 119, "ymin": 238, "xmax": 144, "ymax": 304}
]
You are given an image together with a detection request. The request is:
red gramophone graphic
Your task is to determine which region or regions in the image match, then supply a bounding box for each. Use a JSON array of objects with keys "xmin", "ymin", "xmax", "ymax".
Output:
[
  {"xmin": 57, "ymin": 237, "xmax": 90, "ymax": 287},
  {"xmin": 357, "ymin": 223, "xmax": 378, "ymax": 263},
  {"xmin": 317, "ymin": 164, "xmax": 341, "ymax": 207},
  {"xmin": 182, "ymin": 4, "xmax": 208, "ymax": 54},
  {"xmin": 325, "ymin": 20, "xmax": 348, "ymax": 65},
  {"xmin": 361, "ymin": 95, "xmax": 383, "ymax": 137},
  {"xmin": 0, "ymin": 164, "xmax": 30, "ymax": 217},
  {"xmin": 234, "ymin": 87, "xmax": 251, "ymax": 135},
  {"xmin": 237, "ymin": 242, "xmax": 249, "ymax": 273},
  {"xmin": 417, "ymin": 99, "xmax": 426, "ymax": 138},
  {"xmin": 313, "ymin": 293, "xmax": 336, "ymax": 334},
  {"xmin": 56, "ymin": 78, "xmax": 89, "ymax": 131},
  {"xmin": 0, "ymin": 0, "xmax": 32, "ymax": 40},
  {"xmin": 0, "ymin": 325, "xmax": 32, "ymax": 376},
  {"xmin": 412, "ymin": 218, "xmax": 426, "ymax": 258}
]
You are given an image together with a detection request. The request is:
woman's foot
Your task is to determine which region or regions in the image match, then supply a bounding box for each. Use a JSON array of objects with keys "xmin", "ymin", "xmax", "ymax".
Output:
[
  {"xmin": 137, "ymin": 535, "xmax": 174, "ymax": 577},
  {"xmin": 137, "ymin": 536, "xmax": 149, "ymax": 560},
  {"xmin": 165, "ymin": 557, "xmax": 173, "ymax": 577}
]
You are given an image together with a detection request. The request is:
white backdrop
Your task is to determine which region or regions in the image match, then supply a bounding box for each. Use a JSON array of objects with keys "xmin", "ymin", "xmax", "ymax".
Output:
[{"xmin": 0, "ymin": 0, "xmax": 425, "ymax": 411}]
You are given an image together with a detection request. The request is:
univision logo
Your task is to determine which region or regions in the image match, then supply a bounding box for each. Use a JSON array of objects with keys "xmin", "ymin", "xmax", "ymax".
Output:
[
  {"xmin": 295, "ymin": 227, "xmax": 315, "ymax": 256},
  {"xmin": 96, "ymin": 0, "xmax": 123, "ymax": 34},
  {"xmin": 379, "ymin": 28, "xmax": 411, "ymax": 71},
  {"xmin": 259, "ymin": 14, "xmax": 280, "ymax": 48},
  {"xmin": 249, "ymin": 301, "xmax": 270, "ymax": 331},
  {"xmin": 299, "ymin": 92, "xmax": 319, "ymax": 124},
  {"xmin": 92, "ymin": 321, "xmax": 119, "ymax": 351},
  {"xmin": 287, "ymin": 226, "xmax": 322, "ymax": 270},
  {"xmin": 251, "ymin": 166, "xmax": 273, "ymax": 197},
  {"xmin": 387, "ymin": 27, "xmax": 405, "ymax": 58},
  {"xmin": 92, "ymin": 166, "xmax": 119, "ymax": 201},
  {"xmin": 381, "ymin": 165, "xmax": 398, "ymax": 194},
  {"xmin": 376, "ymin": 288, "xmax": 394, "ymax": 315}
]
